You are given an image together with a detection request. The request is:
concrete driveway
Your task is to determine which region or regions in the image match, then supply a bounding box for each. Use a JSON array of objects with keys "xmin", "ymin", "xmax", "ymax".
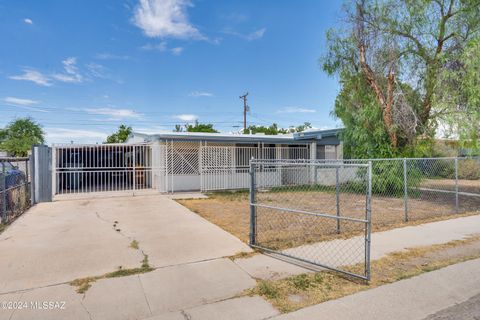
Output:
[{"xmin": 0, "ymin": 195, "xmax": 281, "ymax": 320}]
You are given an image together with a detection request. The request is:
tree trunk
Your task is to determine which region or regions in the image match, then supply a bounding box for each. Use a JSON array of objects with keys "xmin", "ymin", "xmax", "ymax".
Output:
[{"xmin": 358, "ymin": 43, "xmax": 398, "ymax": 147}]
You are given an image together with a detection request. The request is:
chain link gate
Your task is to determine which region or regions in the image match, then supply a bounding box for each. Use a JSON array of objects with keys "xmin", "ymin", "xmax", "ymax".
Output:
[{"xmin": 249, "ymin": 159, "xmax": 372, "ymax": 281}]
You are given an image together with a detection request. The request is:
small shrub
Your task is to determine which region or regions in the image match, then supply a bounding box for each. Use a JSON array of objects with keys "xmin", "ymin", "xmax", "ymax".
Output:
[
  {"xmin": 130, "ymin": 240, "xmax": 139, "ymax": 249},
  {"xmin": 313, "ymin": 273, "xmax": 325, "ymax": 284},
  {"xmin": 354, "ymin": 161, "xmax": 423, "ymax": 197},
  {"xmin": 288, "ymin": 274, "xmax": 313, "ymax": 290},
  {"xmin": 257, "ymin": 280, "xmax": 279, "ymax": 299},
  {"xmin": 458, "ymin": 159, "xmax": 480, "ymax": 180}
]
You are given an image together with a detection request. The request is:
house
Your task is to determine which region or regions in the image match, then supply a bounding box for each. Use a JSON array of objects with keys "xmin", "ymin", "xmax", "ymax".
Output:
[
  {"xmin": 127, "ymin": 128, "xmax": 343, "ymax": 192},
  {"xmin": 52, "ymin": 129, "xmax": 343, "ymax": 196}
]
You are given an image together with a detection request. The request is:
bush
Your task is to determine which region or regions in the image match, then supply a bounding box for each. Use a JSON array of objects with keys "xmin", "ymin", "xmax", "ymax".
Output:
[
  {"xmin": 370, "ymin": 161, "xmax": 423, "ymax": 196},
  {"xmin": 458, "ymin": 159, "xmax": 480, "ymax": 180}
]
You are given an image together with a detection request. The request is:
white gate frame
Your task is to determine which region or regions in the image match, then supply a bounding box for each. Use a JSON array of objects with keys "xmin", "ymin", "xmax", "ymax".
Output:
[{"xmin": 52, "ymin": 143, "xmax": 158, "ymax": 197}]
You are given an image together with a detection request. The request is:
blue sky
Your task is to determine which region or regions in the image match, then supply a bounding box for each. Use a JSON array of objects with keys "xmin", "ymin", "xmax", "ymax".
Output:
[{"xmin": 0, "ymin": 0, "xmax": 343, "ymax": 143}]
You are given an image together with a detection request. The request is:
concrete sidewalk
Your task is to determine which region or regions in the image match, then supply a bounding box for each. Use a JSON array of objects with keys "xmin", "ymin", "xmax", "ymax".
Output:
[
  {"xmin": 234, "ymin": 214, "xmax": 480, "ymax": 280},
  {"xmin": 271, "ymin": 258, "xmax": 480, "ymax": 320}
]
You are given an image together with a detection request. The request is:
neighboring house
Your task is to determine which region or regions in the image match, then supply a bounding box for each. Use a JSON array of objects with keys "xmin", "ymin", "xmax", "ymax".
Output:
[
  {"xmin": 0, "ymin": 151, "xmax": 7, "ymax": 158},
  {"xmin": 52, "ymin": 129, "xmax": 343, "ymax": 195}
]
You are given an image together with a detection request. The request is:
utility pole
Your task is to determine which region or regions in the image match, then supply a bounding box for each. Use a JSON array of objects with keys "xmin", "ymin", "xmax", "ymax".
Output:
[{"xmin": 239, "ymin": 92, "xmax": 249, "ymax": 132}]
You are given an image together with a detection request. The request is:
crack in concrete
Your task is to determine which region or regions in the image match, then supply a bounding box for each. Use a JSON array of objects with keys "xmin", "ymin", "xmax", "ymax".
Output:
[
  {"xmin": 93, "ymin": 211, "xmax": 148, "ymax": 256},
  {"xmin": 180, "ymin": 309, "xmax": 192, "ymax": 320},
  {"xmin": 80, "ymin": 300, "xmax": 93, "ymax": 320},
  {"xmin": 231, "ymin": 259, "xmax": 257, "ymax": 279},
  {"xmin": 138, "ymin": 275, "xmax": 153, "ymax": 317},
  {"xmin": 0, "ymin": 257, "xmax": 236, "ymax": 296},
  {"xmin": 0, "ymin": 282, "xmax": 72, "ymax": 296}
]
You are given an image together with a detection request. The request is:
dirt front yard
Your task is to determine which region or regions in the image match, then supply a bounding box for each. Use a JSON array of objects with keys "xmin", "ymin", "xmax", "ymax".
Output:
[{"xmin": 178, "ymin": 190, "xmax": 480, "ymax": 247}]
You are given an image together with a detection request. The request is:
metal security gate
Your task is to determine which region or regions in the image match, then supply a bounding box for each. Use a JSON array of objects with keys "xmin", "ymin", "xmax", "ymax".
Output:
[
  {"xmin": 200, "ymin": 146, "xmax": 310, "ymax": 191},
  {"xmin": 249, "ymin": 160, "xmax": 372, "ymax": 280},
  {"xmin": 164, "ymin": 141, "xmax": 201, "ymax": 192},
  {"xmin": 53, "ymin": 143, "xmax": 158, "ymax": 195}
]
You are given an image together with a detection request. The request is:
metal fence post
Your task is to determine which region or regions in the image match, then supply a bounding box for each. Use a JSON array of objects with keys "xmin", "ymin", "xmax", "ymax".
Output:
[
  {"xmin": 365, "ymin": 161, "xmax": 372, "ymax": 281},
  {"xmin": 403, "ymin": 158, "xmax": 409, "ymax": 222},
  {"xmin": 249, "ymin": 159, "xmax": 256, "ymax": 246},
  {"xmin": 30, "ymin": 148, "xmax": 35, "ymax": 204},
  {"xmin": 335, "ymin": 166, "xmax": 340, "ymax": 234},
  {"xmin": 133, "ymin": 145, "xmax": 136, "ymax": 196},
  {"xmin": 1, "ymin": 163, "xmax": 6, "ymax": 223},
  {"xmin": 455, "ymin": 157, "xmax": 459, "ymax": 213}
]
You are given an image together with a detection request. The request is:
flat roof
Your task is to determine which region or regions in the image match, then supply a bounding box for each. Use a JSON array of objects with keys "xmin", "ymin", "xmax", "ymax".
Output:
[{"xmin": 129, "ymin": 128, "xmax": 342, "ymax": 145}]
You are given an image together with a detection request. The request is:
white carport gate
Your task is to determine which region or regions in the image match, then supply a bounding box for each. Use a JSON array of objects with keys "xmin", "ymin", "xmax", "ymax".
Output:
[{"xmin": 52, "ymin": 143, "xmax": 166, "ymax": 196}]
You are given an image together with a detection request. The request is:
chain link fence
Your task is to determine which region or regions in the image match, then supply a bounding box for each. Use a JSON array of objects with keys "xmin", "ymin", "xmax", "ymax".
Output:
[
  {"xmin": 248, "ymin": 157, "xmax": 480, "ymax": 280},
  {"xmin": 249, "ymin": 160, "xmax": 373, "ymax": 281},
  {"xmin": 0, "ymin": 157, "xmax": 31, "ymax": 225},
  {"xmin": 340, "ymin": 157, "xmax": 480, "ymax": 225}
]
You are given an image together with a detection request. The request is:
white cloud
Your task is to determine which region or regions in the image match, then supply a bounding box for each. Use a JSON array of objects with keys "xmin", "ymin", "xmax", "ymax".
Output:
[
  {"xmin": 189, "ymin": 91, "xmax": 213, "ymax": 97},
  {"xmin": 170, "ymin": 47, "xmax": 183, "ymax": 55},
  {"xmin": 141, "ymin": 42, "xmax": 184, "ymax": 55},
  {"xmin": 4, "ymin": 97, "xmax": 38, "ymax": 106},
  {"xmin": 223, "ymin": 27, "xmax": 266, "ymax": 41},
  {"xmin": 84, "ymin": 107, "xmax": 143, "ymax": 119},
  {"xmin": 277, "ymin": 107, "xmax": 316, "ymax": 114},
  {"xmin": 24, "ymin": 18, "xmax": 33, "ymax": 25},
  {"xmin": 134, "ymin": 126, "xmax": 169, "ymax": 134},
  {"xmin": 141, "ymin": 41, "xmax": 167, "ymax": 51},
  {"xmin": 10, "ymin": 69, "xmax": 52, "ymax": 86},
  {"xmin": 45, "ymin": 128, "xmax": 108, "ymax": 144},
  {"xmin": 133, "ymin": 0, "xmax": 205, "ymax": 40},
  {"xmin": 86, "ymin": 63, "xmax": 108, "ymax": 78},
  {"xmin": 52, "ymin": 57, "xmax": 83, "ymax": 83},
  {"xmin": 245, "ymin": 28, "xmax": 266, "ymax": 41},
  {"xmin": 3, "ymin": 96, "xmax": 49, "ymax": 113},
  {"xmin": 10, "ymin": 58, "xmax": 117, "ymax": 87},
  {"xmin": 173, "ymin": 114, "xmax": 198, "ymax": 121},
  {"xmin": 95, "ymin": 53, "xmax": 131, "ymax": 60}
]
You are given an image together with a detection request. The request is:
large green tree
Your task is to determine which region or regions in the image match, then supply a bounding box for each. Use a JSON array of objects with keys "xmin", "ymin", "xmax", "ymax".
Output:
[
  {"xmin": 105, "ymin": 125, "xmax": 132, "ymax": 143},
  {"xmin": 323, "ymin": 0, "xmax": 480, "ymax": 157},
  {"xmin": 0, "ymin": 118, "xmax": 45, "ymax": 156}
]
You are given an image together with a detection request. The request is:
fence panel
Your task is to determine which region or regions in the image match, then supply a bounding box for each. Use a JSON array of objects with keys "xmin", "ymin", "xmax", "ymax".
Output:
[
  {"xmin": 1, "ymin": 157, "xmax": 31, "ymax": 224},
  {"xmin": 249, "ymin": 160, "xmax": 372, "ymax": 281},
  {"xmin": 201, "ymin": 146, "xmax": 310, "ymax": 191},
  {"xmin": 347, "ymin": 157, "xmax": 480, "ymax": 225}
]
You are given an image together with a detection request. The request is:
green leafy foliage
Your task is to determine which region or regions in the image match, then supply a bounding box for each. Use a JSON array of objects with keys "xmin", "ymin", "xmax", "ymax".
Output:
[
  {"xmin": 244, "ymin": 122, "xmax": 312, "ymax": 135},
  {"xmin": 333, "ymin": 74, "xmax": 397, "ymax": 159},
  {"xmin": 322, "ymin": 0, "xmax": 480, "ymax": 157},
  {"xmin": 371, "ymin": 162, "xmax": 422, "ymax": 196},
  {"xmin": 174, "ymin": 121, "xmax": 218, "ymax": 133},
  {"xmin": 186, "ymin": 122, "xmax": 218, "ymax": 133},
  {"xmin": 105, "ymin": 125, "xmax": 132, "ymax": 143},
  {"xmin": 0, "ymin": 118, "xmax": 45, "ymax": 156}
]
